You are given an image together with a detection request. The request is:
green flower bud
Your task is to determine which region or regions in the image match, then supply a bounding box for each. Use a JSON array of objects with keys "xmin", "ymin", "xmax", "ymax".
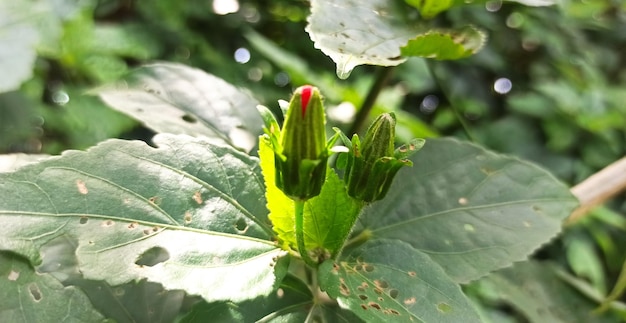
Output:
[
  {"xmin": 339, "ymin": 113, "xmax": 424, "ymax": 202},
  {"xmin": 259, "ymin": 85, "xmax": 339, "ymax": 201}
]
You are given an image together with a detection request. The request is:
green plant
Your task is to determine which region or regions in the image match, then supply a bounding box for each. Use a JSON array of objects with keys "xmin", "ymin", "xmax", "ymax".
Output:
[
  {"xmin": 0, "ymin": 62, "xmax": 576, "ymax": 321},
  {"xmin": 2, "ymin": 0, "xmax": 625, "ymax": 322}
]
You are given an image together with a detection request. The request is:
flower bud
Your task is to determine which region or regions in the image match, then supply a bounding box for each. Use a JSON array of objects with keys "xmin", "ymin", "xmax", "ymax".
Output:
[
  {"xmin": 340, "ymin": 113, "xmax": 424, "ymax": 202},
  {"xmin": 274, "ymin": 85, "xmax": 329, "ymax": 200}
]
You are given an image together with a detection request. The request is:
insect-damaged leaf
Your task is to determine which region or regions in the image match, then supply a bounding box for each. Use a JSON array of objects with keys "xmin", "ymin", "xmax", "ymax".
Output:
[
  {"xmin": 0, "ymin": 134, "xmax": 286, "ymax": 303},
  {"xmin": 357, "ymin": 138, "xmax": 578, "ymax": 283},
  {"xmin": 98, "ymin": 63, "xmax": 263, "ymax": 152},
  {"xmin": 0, "ymin": 252, "xmax": 105, "ymax": 322},
  {"xmin": 318, "ymin": 240, "xmax": 481, "ymax": 322}
]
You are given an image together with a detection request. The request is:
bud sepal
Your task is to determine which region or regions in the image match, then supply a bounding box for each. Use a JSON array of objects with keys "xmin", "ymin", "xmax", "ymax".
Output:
[
  {"xmin": 258, "ymin": 85, "xmax": 340, "ymax": 201},
  {"xmin": 337, "ymin": 112, "xmax": 425, "ymax": 202}
]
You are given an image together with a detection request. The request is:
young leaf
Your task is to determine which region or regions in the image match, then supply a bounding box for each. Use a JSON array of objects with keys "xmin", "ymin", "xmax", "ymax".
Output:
[
  {"xmin": 98, "ymin": 63, "xmax": 263, "ymax": 152},
  {"xmin": 358, "ymin": 138, "xmax": 578, "ymax": 283},
  {"xmin": 260, "ymin": 139, "xmax": 361, "ymax": 259},
  {"xmin": 319, "ymin": 239, "xmax": 481, "ymax": 322},
  {"xmin": 400, "ymin": 26, "xmax": 486, "ymax": 60},
  {"xmin": 405, "ymin": 0, "xmax": 453, "ymax": 19},
  {"xmin": 0, "ymin": 252, "xmax": 105, "ymax": 322},
  {"xmin": 0, "ymin": 134, "xmax": 285, "ymax": 303}
]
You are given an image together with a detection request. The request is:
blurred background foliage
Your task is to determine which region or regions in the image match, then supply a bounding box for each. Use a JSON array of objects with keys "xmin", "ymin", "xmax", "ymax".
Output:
[{"xmin": 1, "ymin": 0, "xmax": 625, "ymax": 321}]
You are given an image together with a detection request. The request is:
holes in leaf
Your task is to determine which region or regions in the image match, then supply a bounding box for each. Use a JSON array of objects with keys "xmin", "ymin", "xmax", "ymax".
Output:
[
  {"xmin": 363, "ymin": 263, "xmax": 374, "ymax": 272},
  {"xmin": 182, "ymin": 114, "xmax": 197, "ymax": 123},
  {"xmin": 389, "ymin": 289, "xmax": 399, "ymax": 299},
  {"xmin": 235, "ymin": 218, "xmax": 248, "ymax": 233},
  {"xmin": 368, "ymin": 302, "xmax": 381, "ymax": 310},
  {"xmin": 127, "ymin": 222, "xmax": 138, "ymax": 229},
  {"xmin": 358, "ymin": 294, "xmax": 368, "ymax": 300},
  {"xmin": 339, "ymin": 278, "xmax": 350, "ymax": 296},
  {"xmin": 149, "ymin": 196, "xmax": 161, "ymax": 205},
  {"xmin": 29, "ymin": 283, "xmax": 42, "ymax": 301},
  {"xmin": 407, "ymin": 271, "xmax": 417, "ymax": 277},
  {"xmin": 383, "ymin": 309, "xmax": 401, "ymax": 316},
  {"xmin": 458, "ymin": 197, "xmax": 468, "ymax": 205},
  {"xmin": 79, "ymin": 217, "xmax": 88, "ymax": 224},
  {"xmin": 361, "ymin": 304, "xmax": 367, "ymax": 310},
  {"xmin": 135, "ymin": 247, "xmax": 170, "ymax": 267},
  {"xmin": 276, "ymin": 288, "xmax": 284, "ymax": 299},
  {"xmin": 374, "ymin": 279, "xmax": 388, "ymax": 289},
  {"xmin": 184, "ymin": 211, "xmax": 193, "ymax": 224}
]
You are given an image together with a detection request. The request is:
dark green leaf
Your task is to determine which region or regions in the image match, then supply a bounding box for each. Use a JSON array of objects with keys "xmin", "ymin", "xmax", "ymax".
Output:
[
  {"xmin": 181, "ymin": 275, "xmax": 314, "ymax": 322},
  {"xmin": 359, "ymin": 138, "xmax": 578, "ymax": 283},
  {"xmin": 0, "ymin": 252, "xmax": 105, "ymax": 322},
  {"xmin": 319, "ymin": 239, "xmax": 481, "ymax": 322},
  {"xmin": 475, "ymin": 261, "xmax": 616, "ymax": 323}
]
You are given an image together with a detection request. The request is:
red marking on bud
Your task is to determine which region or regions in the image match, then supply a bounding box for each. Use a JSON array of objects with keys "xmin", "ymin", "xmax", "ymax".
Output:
[{"xmin": 300, "ymin": 86, "xmax": 313, "ymax": 117}]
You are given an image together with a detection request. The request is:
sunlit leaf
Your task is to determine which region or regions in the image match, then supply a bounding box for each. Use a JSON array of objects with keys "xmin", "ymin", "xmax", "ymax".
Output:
[
  {"xmin": 98, "ymin": 63, "xmax": 263, "ymax": 152},
  {"xmin": 0, "ymin": 134, "xmax": 285, "ymax": 303},
  {"xmin": 0, "ymin": 2, "xmax": 58, "ymax": 92},
  {"xmin": 306, "ymin": 0, "xmax": 420, "ymax": 79}
]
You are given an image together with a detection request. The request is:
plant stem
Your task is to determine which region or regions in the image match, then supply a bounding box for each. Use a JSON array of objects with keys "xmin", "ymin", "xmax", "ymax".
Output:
[
  {"xmin": 565, "ymin": 156, "xmax": 626, "ymax": 225},
  {"xmin": 295, "ymin": 199, "xmax": 316, "ymax": 267},
  {"xmin": 426, "ymin": 61, "xmax": 476, "ymax": 142},
  {"xmin": 348, "ymin": 66, "xmax": 395, "ymax": 135}
]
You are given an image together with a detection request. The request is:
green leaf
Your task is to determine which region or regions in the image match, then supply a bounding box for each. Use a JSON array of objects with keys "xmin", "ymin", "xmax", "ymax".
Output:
[
  {"xmin": 0, "ymin": 252, "xmax": 105, "ymax": 322},
  {"xmin": 400, "ymin": 26, "xmax": 486, "ymax": 60},
  {"xmin": 405, "ymin": 0, "xmax": 453, "ymax": 19},
  {"xmin": 306, "ymin": 0, "xmax": 421, "ymax": 79},
  {"xmin": 0, "ymin": 1, "xmax": 59, "ymax": 92},
  {"xmin": 319, "ymin": 239, "xmax": 481, "ymax": 322},
  {"xmin": 476, "ymin": 261, "xmax": 614, "ymax": 323},
  {"xmin": 260, "ymin": 138, "xmax": 362, "ymax": 257},
  {"xmin": 180, "ymin": 274, "xmax": 313, "ymax": 322},
  {"xmin": 37, "ymin": 235, "xmax": 185, "ymax": 323},
  {"xmin": 0, "ymin": 134, "xmax": 286, "ymax": 303},
  {"xmin": 359, "ymin": 138, "xmax": 578, "ymax": 283},
  {"xmin": 98, "ymin": 63, "xmax": 263, "ymax": 152}
]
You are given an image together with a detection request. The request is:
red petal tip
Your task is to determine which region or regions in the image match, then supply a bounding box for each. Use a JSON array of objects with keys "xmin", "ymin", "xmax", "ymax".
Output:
[{"xmin": 300, "ymin": 85, "xmax": 313, "ymax": 117}]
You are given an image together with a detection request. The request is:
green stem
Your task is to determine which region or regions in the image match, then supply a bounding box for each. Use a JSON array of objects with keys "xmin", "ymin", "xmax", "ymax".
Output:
[
  {"xmin": 295, "ymin": 200, "xmax": 316, "ymax": 267},
  {"xmin": 348, "ymin": 66, "xmax": 395, "ymax": 135},
  {"xmin": 426, "ymin": 61, "xmax": 476, "ymax": 142}
]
